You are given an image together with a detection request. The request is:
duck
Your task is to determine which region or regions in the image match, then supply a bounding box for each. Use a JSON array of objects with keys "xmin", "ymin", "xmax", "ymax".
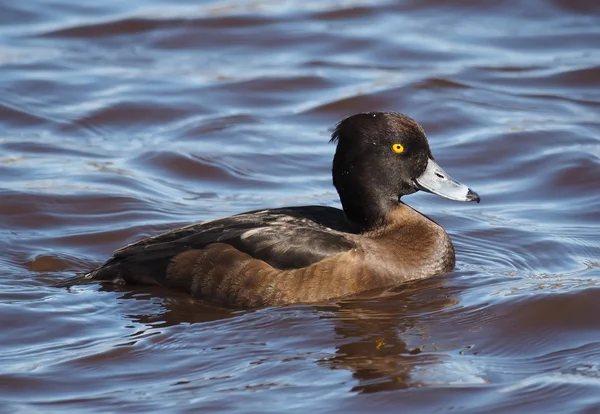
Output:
[{"xmin": 55, "ymin": 112, "xmax": 480, "ymax": 308}]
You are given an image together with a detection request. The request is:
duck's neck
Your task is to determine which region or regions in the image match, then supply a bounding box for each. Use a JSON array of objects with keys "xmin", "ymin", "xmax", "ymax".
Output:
[{"xmin": 337, "ymin": 184, "xmax": 399, "ymax": 231}]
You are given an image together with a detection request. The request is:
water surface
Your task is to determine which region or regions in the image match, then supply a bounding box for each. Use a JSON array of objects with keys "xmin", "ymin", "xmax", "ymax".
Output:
[{"xmin": 1, "ymin": 0, "xmax": 600, "ymax": 412}]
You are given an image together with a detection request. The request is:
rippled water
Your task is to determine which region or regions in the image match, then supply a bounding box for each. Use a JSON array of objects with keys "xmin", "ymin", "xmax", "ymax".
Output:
[{"xmin": 1, "ymin": 0, "xmax": 600, "ymax": 412}]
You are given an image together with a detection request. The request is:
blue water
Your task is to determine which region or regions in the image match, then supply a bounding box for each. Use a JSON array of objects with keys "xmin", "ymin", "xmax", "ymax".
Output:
[{"xmin": 1, "ymin": 0, "xmax": 600, "ymax": 412}]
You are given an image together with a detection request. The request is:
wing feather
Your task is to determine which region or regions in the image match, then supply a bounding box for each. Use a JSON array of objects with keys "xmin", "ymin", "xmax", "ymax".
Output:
[{"xmin": 58, "ymin": 206, "xmax": 358, "ymax": 288}]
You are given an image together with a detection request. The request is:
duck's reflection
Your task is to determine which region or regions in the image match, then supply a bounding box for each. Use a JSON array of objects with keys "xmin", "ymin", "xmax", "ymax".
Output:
[
  {"xmin": 102, "ymin": 276, "xmax": 459, "ymax": 393},
  {"xmin": 315, "ymin": 277, "xmax": 459, "ymax": 393}
]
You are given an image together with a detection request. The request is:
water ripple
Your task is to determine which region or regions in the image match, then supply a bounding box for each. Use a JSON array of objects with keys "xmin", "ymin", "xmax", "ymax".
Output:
[{"xmin": 1, "ymin": 0, "xmax": 600, "ymax": 412}]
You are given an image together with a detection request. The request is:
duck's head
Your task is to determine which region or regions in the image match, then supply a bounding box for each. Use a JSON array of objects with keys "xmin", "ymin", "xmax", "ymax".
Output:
[{"xmin": 331, "ymin": 111, "xmax": 479, "ymax": 228}]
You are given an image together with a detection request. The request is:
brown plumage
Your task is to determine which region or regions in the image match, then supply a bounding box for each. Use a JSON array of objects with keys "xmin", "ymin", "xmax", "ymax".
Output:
[{"xmin": 55, "ymin": 112, "xmax": 479, "ymax": 308}]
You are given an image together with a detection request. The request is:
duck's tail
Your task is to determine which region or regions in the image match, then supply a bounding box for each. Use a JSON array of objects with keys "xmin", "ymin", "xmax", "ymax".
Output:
[{"xmin": 53, "ymin": 269, "xmax": 112, "ymax": 288}]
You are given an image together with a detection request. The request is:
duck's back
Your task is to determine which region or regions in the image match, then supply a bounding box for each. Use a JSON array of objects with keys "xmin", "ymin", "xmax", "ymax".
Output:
[{"xmin": 56, "ymin": 206, "xmax": 359, "ymax": 301}]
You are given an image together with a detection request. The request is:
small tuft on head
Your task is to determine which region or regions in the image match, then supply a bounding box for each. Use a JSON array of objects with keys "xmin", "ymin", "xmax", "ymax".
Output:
[
  {"xmin": 329, "ymin": 120, "xmax": 343, "ymax": 144},
  {"xmin": 330, "ymin": 112, "xmax": 379, "ymax": 144}
]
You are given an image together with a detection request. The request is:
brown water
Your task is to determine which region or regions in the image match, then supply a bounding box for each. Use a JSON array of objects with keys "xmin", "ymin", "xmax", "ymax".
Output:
[{"xmin": 1, "ymin": 0, "xmax": 600, "ymax": 412}]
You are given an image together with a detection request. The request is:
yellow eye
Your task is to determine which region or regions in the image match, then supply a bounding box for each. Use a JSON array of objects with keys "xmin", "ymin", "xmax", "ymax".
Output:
[{"xmin": 392, "ymin": 143, "xmax": 404, "ymax": 153}]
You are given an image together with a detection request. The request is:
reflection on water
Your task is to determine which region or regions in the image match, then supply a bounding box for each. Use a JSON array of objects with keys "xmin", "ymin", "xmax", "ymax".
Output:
[
  {"xmin": 319, "ymin": 279, "xmax": 462, "ymax": 393},
  {"xmin": 1, "ymin": 0, "xmax": 600, "ymax": 412}
]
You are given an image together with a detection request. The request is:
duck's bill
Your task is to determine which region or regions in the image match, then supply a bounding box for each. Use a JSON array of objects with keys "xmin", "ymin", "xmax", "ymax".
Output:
[{"xmin": 414, "ymin": 158, "xmax": 480, "ymax": 203}]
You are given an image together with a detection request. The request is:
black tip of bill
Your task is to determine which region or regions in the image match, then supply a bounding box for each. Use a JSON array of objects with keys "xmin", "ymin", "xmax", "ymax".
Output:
[{"xmin": 466, "ymin": 188, "xmax": 481, "ymax": 203}]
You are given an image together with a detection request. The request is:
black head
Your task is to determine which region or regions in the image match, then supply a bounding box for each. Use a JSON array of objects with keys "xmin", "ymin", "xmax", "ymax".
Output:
[{"xmin": 330, "ymin": 112, "xmax": 479, "ymax": 229}]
